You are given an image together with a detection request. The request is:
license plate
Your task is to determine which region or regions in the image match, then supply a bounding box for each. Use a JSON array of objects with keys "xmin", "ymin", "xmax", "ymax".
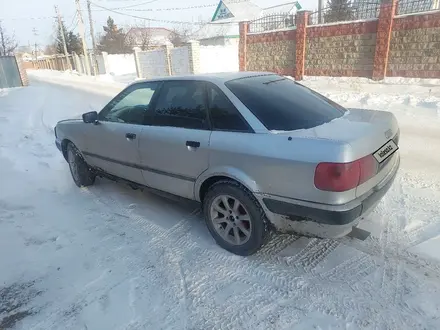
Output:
[{"xmin": 373, "ymin": 140, "xmax": 399, "ymax": 163}]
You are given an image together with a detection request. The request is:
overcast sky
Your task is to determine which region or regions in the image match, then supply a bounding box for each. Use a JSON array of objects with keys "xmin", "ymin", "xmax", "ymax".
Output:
[{"xmin": 0, "ymin": 0, "xmax": 317, "ymax": 49}]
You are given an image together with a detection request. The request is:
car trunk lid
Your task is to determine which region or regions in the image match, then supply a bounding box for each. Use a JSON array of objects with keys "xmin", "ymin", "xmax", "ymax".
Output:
[{"xmin": 272, "ymin": 108, "xmax": 400, "ymax": 197}]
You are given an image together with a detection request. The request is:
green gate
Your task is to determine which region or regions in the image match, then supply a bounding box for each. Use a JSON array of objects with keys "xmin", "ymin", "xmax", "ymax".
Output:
[{"xmin": 0, "ymin": 56, "xmax": 23, "ymax": 88}]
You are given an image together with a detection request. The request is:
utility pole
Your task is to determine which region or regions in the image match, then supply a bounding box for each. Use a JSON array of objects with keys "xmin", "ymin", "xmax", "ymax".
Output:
[
  {"xmin": 87, "ymin": 0, "xmax": 98, "ymax": 75},
  {"xmin": 75, "ymin": 0, "xmax": 91, "ymax": 75},
  {"xmin": 55, "ymin": 5, "xmax": 72, "ymax": 71},
  {"xmin": 32, "ymin": 28, "xmax": 38, "ymax": 63}
]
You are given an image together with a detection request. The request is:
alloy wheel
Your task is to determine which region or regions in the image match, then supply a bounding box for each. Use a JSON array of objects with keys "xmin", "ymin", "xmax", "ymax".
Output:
[{"xmin": 209, "ymin": 195, "xmax": 252, "ymax": 245}]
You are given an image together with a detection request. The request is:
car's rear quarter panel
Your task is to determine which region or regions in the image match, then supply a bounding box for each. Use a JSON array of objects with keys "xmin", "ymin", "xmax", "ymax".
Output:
[{"xmin": 208, "ymin": 131, "xmax": 358, "ymax": 205}]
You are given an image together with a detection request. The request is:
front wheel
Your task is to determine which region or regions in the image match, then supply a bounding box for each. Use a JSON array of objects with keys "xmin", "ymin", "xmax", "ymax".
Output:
[
  {"xmin": 203, "ymin": 181, "xmax": 270, "ymax": 256},
  {"xmin": 67, "ymin": 143, "xmax": 96, "ymax": 187}
]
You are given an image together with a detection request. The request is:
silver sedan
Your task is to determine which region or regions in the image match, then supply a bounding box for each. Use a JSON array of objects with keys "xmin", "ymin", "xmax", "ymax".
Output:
[{"xmin": 55, "ymin": 72, "xmax": 400, "ymax": 255}]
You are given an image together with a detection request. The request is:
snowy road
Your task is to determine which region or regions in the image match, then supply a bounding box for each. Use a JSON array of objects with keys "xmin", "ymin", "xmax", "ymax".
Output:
[{"xmin": 1, "ymin": 76, "xmax": 440, "ymax": 329}]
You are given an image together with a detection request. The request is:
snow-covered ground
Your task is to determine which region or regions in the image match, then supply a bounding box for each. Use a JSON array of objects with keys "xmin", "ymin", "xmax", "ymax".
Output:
[{"xmin": 1, "ymin": 70, "xmax": 440, "ymax": 329}]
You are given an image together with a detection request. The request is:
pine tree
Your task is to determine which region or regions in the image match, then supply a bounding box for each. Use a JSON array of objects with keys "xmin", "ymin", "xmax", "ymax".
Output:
[
  {"xmin": 55, "ymin": 21, "xmax": 82, "ymax": 55},
  {"xmin": 98, "ymin": 17, "xmax": 132, "ymax": 54},
  {"xmin": 324, "ymin": 0, "xmax": 354, "ymax": 23}
]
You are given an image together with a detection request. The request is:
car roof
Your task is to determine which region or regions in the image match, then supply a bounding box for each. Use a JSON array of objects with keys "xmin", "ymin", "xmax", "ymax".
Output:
[{"xmin": 131, "ymin": 71, "xmax": 279, "ymax": 85}]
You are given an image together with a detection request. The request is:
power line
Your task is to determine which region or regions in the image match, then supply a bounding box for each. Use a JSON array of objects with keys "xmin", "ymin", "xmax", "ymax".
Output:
[
  {"xmin": 0, "ymin": 16, "xmax": 63, "ymax": 21},
  {"xmin": 91, "ymin": 3, "xmax": 219, "ymax": 12},
  {"xmin": 106, "ymin": 0, "xmax": 160, "ymax": 10},
  {"xmin": 67, "ymin": 12, "xmax": 78, "ymax": 28},
  {"xmin": 0, "ymin": 0, "xmax": 249, "ymax": 22},
  {"xmin": 89, "ymin": 1, "xmax": 240, "ymax": 25},
  {"xmin": 91, "ymin": 0, "xmax": 250, "ymax": 12}
]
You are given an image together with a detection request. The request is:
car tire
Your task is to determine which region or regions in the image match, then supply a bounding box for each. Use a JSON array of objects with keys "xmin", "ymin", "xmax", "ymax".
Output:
[
  {"xmin": 66, "ymin": 143, "xmax": 96, "ymax": 187},
  {"xmin": 203, "ymin": 180, "xmax": 270, "ymax": 256}
]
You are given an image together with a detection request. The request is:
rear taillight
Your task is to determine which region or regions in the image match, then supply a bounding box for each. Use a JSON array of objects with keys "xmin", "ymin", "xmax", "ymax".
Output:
[{"xmin": 314, "ymin": 155, "xmax": 378, "ymax": 192}]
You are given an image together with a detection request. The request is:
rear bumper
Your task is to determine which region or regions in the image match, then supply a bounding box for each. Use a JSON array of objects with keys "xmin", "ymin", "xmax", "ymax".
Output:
[{"xmin": 257, "ymin": 153, "xmax": 400, "ymax": 238}]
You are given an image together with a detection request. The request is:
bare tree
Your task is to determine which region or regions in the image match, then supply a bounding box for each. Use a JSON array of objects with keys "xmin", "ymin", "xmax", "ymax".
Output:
[
  {"xmin": 45, "ymin": 43, "xmax": 57, "ymax": 55},
  {"xmin": 127, "ymin": 24, "xmax": 152, "ymax": 51},
  {"xmin": 137, "ymin": 27, "xmax": 152, "ymax": 51},
  {"xmin": 168, "ymin": 25, "xmax": 192, "ymax": 47},
  {"xmin": 0, "ymin": 21, "xmax": 18, "ymax": 56}
]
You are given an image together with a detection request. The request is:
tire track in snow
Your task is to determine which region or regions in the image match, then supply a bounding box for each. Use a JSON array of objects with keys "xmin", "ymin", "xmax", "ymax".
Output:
[
  {"xmin": 61, "ymin": 174, "xmax": 439, "ymax": 329},
  {"xmin": 180, "ymin": 240, "xmax": 342, "ymax": 329},
  {"xmin": 257, "ymin": 232, "xmax": 300, "ymax": 256},
  {"xmin": 293, "ymin": 239, "xmax": 340, "ymax": 273},
  {"xmin": 317, "ymin": 254, "xmax": 374, "ymax": 285},
  {"xmin": 37, "ymin": 187, "xmax": 198, "ymax": 329},
  {"xmin": 88, "ymin": 186, "xmax": 347, "ymax": 330},
  {"xmin": 84, "ymin": 190, "xmax": 335, "ymax": 329}
]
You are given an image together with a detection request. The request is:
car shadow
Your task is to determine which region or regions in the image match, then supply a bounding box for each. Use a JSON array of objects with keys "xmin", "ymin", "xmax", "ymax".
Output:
[{"xmin": 85, "ymin": 177, "xmax": 318, "ymax": 259}]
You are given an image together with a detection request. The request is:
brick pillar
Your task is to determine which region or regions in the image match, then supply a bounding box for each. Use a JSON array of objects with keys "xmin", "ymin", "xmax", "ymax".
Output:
[
  {"xmin": 239, "ymin": 22, "xmax": 249, "ymax": 71},
  {"xmin": 164, "ymin": 44, "xmax": 173, "ymax": 76},
  {"xmin": 80, "ymin": 54, "xmax": 86, "ymax": 74},
  {"xmin": 372, "ymin": 0, "xmax": 397, "ymax": 80},
  {"xmin": 295, "ymin": 10, "xmax": 310, "ymax": 81},
  {"xmin": 101, "ymin": 51, "xmax": 109, "ymax": 74},
  {"xmin": 133, "ymin": 47, "xmax": 142, "ymax": 78},
  {"xmin": 188, "ymin": 40, "xmax": 201, "ymax": 74}
]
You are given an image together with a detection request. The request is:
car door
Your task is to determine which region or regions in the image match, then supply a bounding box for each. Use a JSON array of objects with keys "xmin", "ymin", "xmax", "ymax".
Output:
[
  {"xmin": 82, "ymin": 81, "xmax": 161, "ymax": 184},
  {"xmin": 138, "ymin": 80, "xmax": 211, "ymax": 199}
]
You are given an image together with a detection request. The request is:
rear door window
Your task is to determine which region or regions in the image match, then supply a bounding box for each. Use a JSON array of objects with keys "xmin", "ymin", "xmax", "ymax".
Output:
[
  {"xmin": 207, "ymin": 83, "xmax": 251, "ymax": 132},
  {"xmin": 151, "ymin": 80, "xmax": 209, "ymax": 130},
  {"xmin": 225, "ymin": 75, "xmax": 346, "ymax": 131}
]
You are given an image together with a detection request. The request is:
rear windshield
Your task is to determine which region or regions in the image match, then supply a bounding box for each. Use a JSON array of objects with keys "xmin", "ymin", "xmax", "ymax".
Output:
[{"xmin": 225, "ymin": 75, "xmax": 346, "ymax": 131}]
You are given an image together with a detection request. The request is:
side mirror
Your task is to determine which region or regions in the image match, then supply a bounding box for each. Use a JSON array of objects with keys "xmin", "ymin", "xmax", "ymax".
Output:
[{"xmin": 82, "ymin": 111, "xmax": 98, "ymax": 124}]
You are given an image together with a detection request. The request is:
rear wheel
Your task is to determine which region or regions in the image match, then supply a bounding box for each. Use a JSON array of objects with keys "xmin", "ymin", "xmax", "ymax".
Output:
[
  {"xmin": 203, "ymin": 181, "xmax": 270, "ymax": 256},
  {"xmin": 67, "ymin": 143, "xmax": 95, "ymax": 187}
]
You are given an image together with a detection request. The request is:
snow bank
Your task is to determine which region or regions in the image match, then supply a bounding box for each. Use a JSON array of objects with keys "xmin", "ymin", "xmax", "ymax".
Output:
[
  {"xmin": 106, "ymin": 54, "xmax": 136, "ymax": 76},
  {"xmin": 28, "ymin": 70, "xmax": 127, "ymax": 96},
  {"xmin": 303, "ymin": 75, "xmax": 440, "ymax": 86},
  {"xmin": 0, "ymin": 89, "xmax": 10, "ymax": 97}
]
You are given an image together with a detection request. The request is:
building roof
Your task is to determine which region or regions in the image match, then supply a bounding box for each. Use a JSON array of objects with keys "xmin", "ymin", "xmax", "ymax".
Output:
[
  {"xmin": 194, "ymin": 1, "xmax": 301, "ymax": 40},
  {"xmin": 126, "ymin": 27, "xmax": 173, "ymax": 46},
  {"xmin": 211, "ymin": 0, "xmax": 262, "ymax": 23},
  {"xmin": 262, "ymin": 2, "xmax": 302, "ymax": 16}
]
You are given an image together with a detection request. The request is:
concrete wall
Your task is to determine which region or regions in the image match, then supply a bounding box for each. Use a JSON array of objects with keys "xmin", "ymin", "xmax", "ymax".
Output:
[
  {"xmin": 137, "ymin": 48, "xmax": 171, "ymax": 78},
  {"xmin": 170, "ymin": 46, "xmax": 190, "ymax": 75},
  {"xmin": 199, "ymin": 44, "xmax": 239, "ymax": 73},
  {"xmin": 246, "ymin": 30, "xmax": 296, "ymax": 76},
  {"xmin": 388, "ymin": 11, "xmax": 440, "ymax": 78},
  {"xmin": 96, "ymin": 54, "xmax": 107, "ymax": 75},
  {"xmin": 305, "ymin": 21, "xmax": 378, "ymax": 77}
]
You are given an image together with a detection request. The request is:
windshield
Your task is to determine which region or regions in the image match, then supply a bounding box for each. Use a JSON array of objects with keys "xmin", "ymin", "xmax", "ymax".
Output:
[{"xmin": 225, "ymin": 75, "xmax": 346, "ymax": 131}]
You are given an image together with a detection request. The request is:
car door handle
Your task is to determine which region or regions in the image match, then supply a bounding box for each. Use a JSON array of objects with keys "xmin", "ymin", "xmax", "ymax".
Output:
[
  {"xmin": 126, "ymin": 133, "xmax": 136, "ymax": 140},
  {"xmin": 186, "ymin": 141, "xmax": 200, "ymax": 148}
]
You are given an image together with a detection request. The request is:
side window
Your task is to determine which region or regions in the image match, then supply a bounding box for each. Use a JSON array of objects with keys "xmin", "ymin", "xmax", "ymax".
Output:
[
  {"xmin": 207, "ymin": 83, "xmax": 251, "ymax": 132},
  {"xmin": 152, "ymin": 81, "xmax": 208, "ymax": 130},
  {"xmin": 99, "ymin": 82, "xmax": 159, "ymax": 125}
]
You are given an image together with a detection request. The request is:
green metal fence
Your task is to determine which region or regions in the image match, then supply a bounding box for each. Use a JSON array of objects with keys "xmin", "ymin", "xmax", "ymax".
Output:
[{"xmin": 0, "ymin": 56, "xmax": 23, "ymax": 88}]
